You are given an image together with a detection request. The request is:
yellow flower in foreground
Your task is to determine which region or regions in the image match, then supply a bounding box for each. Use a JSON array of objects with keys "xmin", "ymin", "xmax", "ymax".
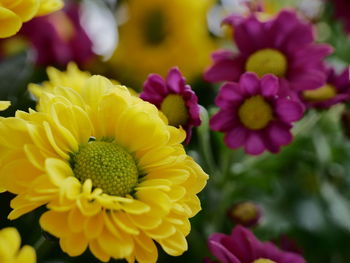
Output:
[
  {"xmin": 0, "ymin": 227, "xmax": 36, "ymax": 263},
  {"xmin": 0, "ymin": 67, "xmax": 208, "ymax": 262},
  {"xmin": 109, "ymin": 0, "xmax": 216, "ymax": 87},
  {"xmin": 0, "ymin": 0, "xmax": 64, "ymax": 38}
]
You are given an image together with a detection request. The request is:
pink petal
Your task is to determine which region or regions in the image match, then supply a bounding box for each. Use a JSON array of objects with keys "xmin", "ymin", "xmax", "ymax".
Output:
[
  {"xmin": 275, "ymin": 99, "xmax": 304, "ymax": 122},
  {"xmin": 239, "ymin": 72, "xmax": 260, "ymax": 95},
  {"xmin": 210, "ymin": 111, "xmax": 237, "ymax": 131},
  {"xmin": 208, "ymin": 239, "xmax": 241, "ymax": 263},
  {"xmin": 166, "ymin": 67, "xmax": 185, "ymax": 93},
  {"xmin": 267, "ymin": 122, "xmax": 293, "ymax": 146},
  {"xmin": 261, "ymin": 74, "xmax": 279, "ymax": 97},
  {"xmin": 244, "ymin": 132, "xmax": 266, "ymax": 155},
  {"xmin": 215, "ymin": 82, "xmax": 244, "ymax": 107},
  {"xmin": 204, "ymin": 55, "xmax": 245, "ymax": 83},
  {"xmin": 224, "ymin": 126, "xmax": 248, "ymax": 149}
]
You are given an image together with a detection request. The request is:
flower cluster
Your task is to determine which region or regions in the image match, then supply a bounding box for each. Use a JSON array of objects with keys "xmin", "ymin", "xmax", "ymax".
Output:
[
  {"xmin": 0, "ymin": 65, "xmax": 208, "ymax": 263},
  {"xmin": 205, "ymin": 10, "xmax": 335, "ymax": 154}
]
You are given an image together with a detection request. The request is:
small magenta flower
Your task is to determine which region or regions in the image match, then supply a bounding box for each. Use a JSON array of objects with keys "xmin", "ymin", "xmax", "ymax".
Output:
[
  {"xmin": 140, "ymin": 67, "xmax": 201, "ymax": 144},
  {"xmin": 227, "ymin": 201, "xmax": 262, "ymax": 227},
  {"xmin": 20, "ymin": 3, "xmax": 94, "ymax": 67},
  {"xmin": 210, "ymin": 72, "xmax": 304, "ymax": 155},
  {"xmin": 206, "ymin": 226, "xmax": 306, "ymax": 263},
  {"xmin": 204, "ymin": 10, "xmax": 332, "ymax": 96},
  {"xmin": 302, "ymin": 67, "xmax": 350, "ymax": 108}
]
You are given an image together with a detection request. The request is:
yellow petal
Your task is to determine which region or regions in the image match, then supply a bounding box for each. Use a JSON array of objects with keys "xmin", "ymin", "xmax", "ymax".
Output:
[
  {"xmin": 119, "ymin": 199, "xmax": 150, "ymax": 215},
  {"xmin": 133, "ymin": 232, "xmax": 158, "ymax": 263},
  {"xmin": 110, "ymin": 211, "xmax": 139, "ymax": 235},
  {"xmin": 60, "ymin": 232, "xmax": 88, "ymax": 257},
  {"xmin": 14, "ymin": 245, "xmax": 36, "ymax": 263},
  {"xmin": 45, "ymin": 158, "xmax": 72, "ymax": 185},
  {"xmin": 0, "ymin": 101, "xmax": 10, "ymax": 111},
  {"xmin": 0, "ymin": 7, "xmax": 21, "ymax": 38},
  {"xmin": 67, "ymin": 207, "xmax": 85, "ymax": 233},
  {"xmin": 89, "ymin": 239, "xmax": 110, "ymax": 263},
  {"xmin": 9, "ymin": 0, "xmax": 40, "ymax": 22},
  {"xmin": 127, "ymin": 213, "xmax": 161, "ymax": 230},
  {"xmin": 39, "ymin": 210, "xmax": 70, "ymax": 237},
  {"xmin": 77, "ymin": 197, "xmax": 102, "ymax": 217},
  {"xmin": 0, "ymin": 227, "xmax": 20, "ymax": 256},
  {"xmin": 144, "ymin": 220, "xmax": 176, "ymax": 239},
  {"xmin": 136, "ymin": 189, "xmax": 171, "ymax": 217},
  {"xmin": 84, "ymin": 213, "xmax": 104, "ymax": 239},
  {"xmin": 158, "ymin": 230, "xmax": 188, "ymax": 256},
  {"xmin": 97, "ymin": 229, "xmax": 134, "ymax": 259},
  {"xmin": 37, "ymin": 0, "xmax": 63, "ymax": 16}
]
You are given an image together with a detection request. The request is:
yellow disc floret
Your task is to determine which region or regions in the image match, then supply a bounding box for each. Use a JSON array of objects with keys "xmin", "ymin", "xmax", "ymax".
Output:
[
  {"xmin": 232, "ymin": 202, "xmax": 258, "ymax": 222},
  {"xmin": 252, "ymin": 259, "xmax": 277, "ymax": 263},
  {"xmin": 245, "ymin": 48, "xmax": 288, "ymax": 77},
  {"xmin": 302, "ymin": 83, "xmax": 337, "ymax": 102},
  {"xmin": 160, "ymin": 94, "xmax": 189, "ymax": 127},
  {"xmin": 238, "ymin": 95, "xmax": 273, "ymax": 130},
  {"xmin": 71, "ymin": 141, "xmax": 138, "ymax": 196}
]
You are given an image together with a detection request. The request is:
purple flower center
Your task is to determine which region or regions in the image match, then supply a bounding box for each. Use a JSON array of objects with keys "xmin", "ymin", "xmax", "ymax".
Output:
[
  {"xmin": 302, "ymin": 83, "xmax": 337, "ymax": 102},
  {"xmin": 252, "ymin": 259, "xmax": 277, "ymax": 263},
  {"xmin": 245, "ymin": 48, "xmax": 287, "ymax": 77},
  {"xmin": 238, "ymin": 95, "xmax": 273, "ymax": 130},
  {"xmin": 160, "ymin": 94, "xmax": 189, "ymax": 127}
]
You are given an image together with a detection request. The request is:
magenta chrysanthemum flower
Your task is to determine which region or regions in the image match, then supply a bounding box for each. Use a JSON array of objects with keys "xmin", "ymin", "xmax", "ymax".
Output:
[
  {"xmin": 206, "ymin": 225, "xmax": 306, "ymax": 263},
  {"xmin": 204, "ymin": 10, "xmax": 332, "ymax": 96},
  {"xmin": 302, "ymin": 67, "xmax": 350, "ymax": 108},
  {"xmin": 140, "ymin": 67, "xmax": 201, "ymax": 144},
  {"xmin": 210, "ymin": 72, "xmax": 303, "ymax": 155},
  {"xmin": 20, "ymin": 3, "xmax": 94, "ymax": 67}
]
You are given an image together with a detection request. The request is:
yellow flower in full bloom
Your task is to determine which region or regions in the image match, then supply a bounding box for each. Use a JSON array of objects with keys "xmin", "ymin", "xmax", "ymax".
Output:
[
  {"xmin": 0, "ymin": 0, "xmax": 64, "ymax": 38},
  {"xmin": 0, "ymin": 66, "xmax": 208, "ymax": 262},
  {"xmin": 109, "ymin": 0, "xmax": 216, "ymax": 87},
  {"xmin": 0, "ymin": 227, "xmax": 36, "ymax": 263}
]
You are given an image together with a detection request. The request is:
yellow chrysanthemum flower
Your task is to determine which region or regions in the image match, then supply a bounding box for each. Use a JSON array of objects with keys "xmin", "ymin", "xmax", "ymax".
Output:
[
  {"xmin": 108, "ymin": 0, "xmax": 216, "ymax": 87},
  {"xmin": 0, "ymin": 0, "xmax": 64, "ymax": 38},
  {"xmin": 0, "ymin": 66, "xmax": 208, "ymax": 263},
  {"xmin": 0, "ymin": 227, "xmax": 36, "ymax": 263}
]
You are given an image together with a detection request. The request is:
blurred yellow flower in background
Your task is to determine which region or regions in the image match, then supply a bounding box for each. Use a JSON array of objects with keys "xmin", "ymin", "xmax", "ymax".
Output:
[
  {"xmin": 0, "ymin": 227, "xmax": 36, "ymax": 263},
  {"xmin": 108, "ymin": 0, "xmax": 216, "ymax": 88},
  {"xmin": 0, "ymin": 0, "xmax": 63, "ymax": 38},
  {"xmin": 0, "ymin": 65, "xmax": 208, "ymax": 262}
]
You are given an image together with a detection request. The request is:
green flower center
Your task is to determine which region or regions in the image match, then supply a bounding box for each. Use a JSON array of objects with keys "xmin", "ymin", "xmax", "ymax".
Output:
[
  {"xmin": 238, "ymin": 95, "xmax": 273, "ymax": 130},
  {"xmin": 143, "ymin": 8, "xmax": 167, "ymax": 45},
  {"xmin": 160, "ymin": 94, "xmax": 189, "ymax": 127},
  {"xmin": 252, "ymin": 259, "xmax": 277, "ymax": 263},
  {"xmin": 302, "ymin": 83, "xmax": 337, "ymax": 102},
  {"xmin": 71, "ymin": 141, "xmax": 138, "ymax": 196},
  {"xmin": 245, "ymin": 48, "xmax": 288, "ymax": 77}
]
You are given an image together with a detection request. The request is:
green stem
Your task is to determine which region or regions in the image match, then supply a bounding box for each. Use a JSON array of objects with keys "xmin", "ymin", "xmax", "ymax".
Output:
[{"xmin": 197, "ymin": 106, "xmax": 218, "ymax": 177}]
